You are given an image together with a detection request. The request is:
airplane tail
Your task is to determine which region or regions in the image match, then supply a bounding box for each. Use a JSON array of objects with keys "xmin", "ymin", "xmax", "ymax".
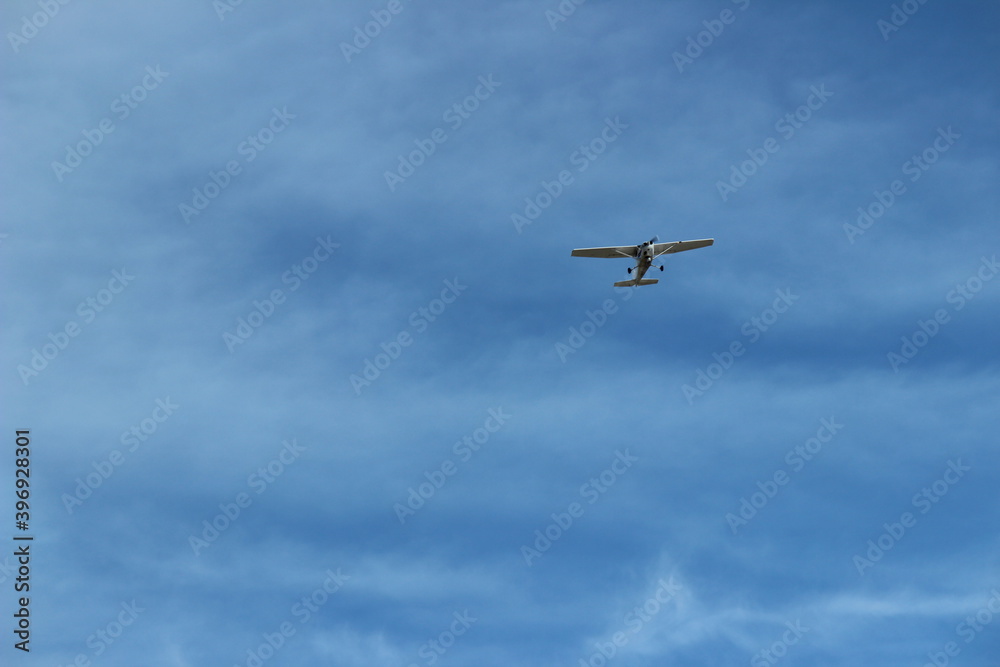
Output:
[{"xmin": 613, "ymin": 278, "xmax": 659, "ymax": 287}]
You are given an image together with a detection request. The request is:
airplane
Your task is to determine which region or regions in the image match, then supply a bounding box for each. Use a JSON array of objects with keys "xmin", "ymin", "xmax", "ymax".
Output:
[{"xmin": 571, "ymin": 235, "xmax": 714, "ymax": 287}]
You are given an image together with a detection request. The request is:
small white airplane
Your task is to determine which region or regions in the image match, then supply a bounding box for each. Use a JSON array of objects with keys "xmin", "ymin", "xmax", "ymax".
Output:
[{"xmin": 571, "ymin": 235, "xmax": 714, "ymax": 286}]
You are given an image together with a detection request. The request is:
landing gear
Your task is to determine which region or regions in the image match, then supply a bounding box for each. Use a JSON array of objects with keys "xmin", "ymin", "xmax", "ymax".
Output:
[
  {"xmin": 659, "ymin": 265, "xmax": 664, "ymax": 271},
  {"xmin": 627, "ymin": 267, "xmax": 632, "ymax": 274}
]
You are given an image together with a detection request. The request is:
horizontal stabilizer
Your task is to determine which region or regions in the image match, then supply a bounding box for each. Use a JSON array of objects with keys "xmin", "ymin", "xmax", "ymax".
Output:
[{"xmin": 613, "ymin": 278, "xmax": 659, "ymax": 287}]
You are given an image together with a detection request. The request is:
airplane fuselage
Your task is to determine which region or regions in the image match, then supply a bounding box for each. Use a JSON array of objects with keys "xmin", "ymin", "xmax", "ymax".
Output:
[{"xmin": 631, "ymin": 239, "xmax": 656, "ymax": 280}]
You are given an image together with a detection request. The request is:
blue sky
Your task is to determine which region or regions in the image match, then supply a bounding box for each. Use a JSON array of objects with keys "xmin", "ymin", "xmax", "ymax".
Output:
[{"xmin": 2, "ymin": 0, "xmax": 999, "ymax": 665}]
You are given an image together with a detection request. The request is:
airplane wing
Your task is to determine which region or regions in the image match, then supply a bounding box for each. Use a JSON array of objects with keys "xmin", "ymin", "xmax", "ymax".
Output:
[
  {"xmin": 652, "ymin": 238, "xmax": 714, "ymax": 257},
  {"xmin": 571, "ymin": 245, "xmax": 638, "ymax": 258}
]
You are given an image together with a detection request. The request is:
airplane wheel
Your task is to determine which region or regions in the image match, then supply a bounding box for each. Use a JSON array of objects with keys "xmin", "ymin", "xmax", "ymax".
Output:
[
  {"xmin": 627, "ymin": 267, "xmax": 632, "ymax": 274},
  {"xmin": 660, "ymin": 265, "xmax": 664, "ymax": 271}
]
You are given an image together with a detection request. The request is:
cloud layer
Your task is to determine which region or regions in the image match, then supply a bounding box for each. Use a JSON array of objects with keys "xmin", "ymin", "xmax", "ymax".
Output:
[{"xmin": 2, "ymin": 0, "xmax": 998, "ymax": 664}]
